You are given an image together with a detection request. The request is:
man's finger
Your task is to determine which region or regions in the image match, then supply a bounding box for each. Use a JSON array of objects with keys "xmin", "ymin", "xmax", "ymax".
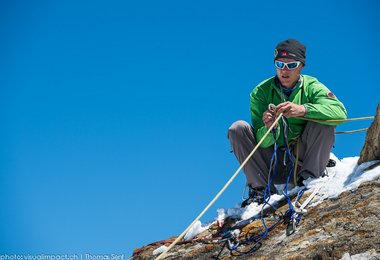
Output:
[{"xmin": 277, "ymin": 105, "xmax": 290, "ymax": 113}]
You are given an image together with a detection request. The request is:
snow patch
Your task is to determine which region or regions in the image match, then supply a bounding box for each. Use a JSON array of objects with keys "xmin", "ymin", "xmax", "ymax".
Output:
[
  {"xmin": 186, "ymin": 153, "xmax": 380, "ymax": 240},
  {"xmin": 153, "ymin": 245, "xmax": 168, "ymax": 256},
  {"xmin": 307, "ymin": 154, "xmax": 380, "ymax": 207},
  {"xmin": 340, "ymin": 250, "xmax": 380, "ymax": 260},
  {"xmin": 184, "ymin": 220, "xmax": 209, "ymax": 241}
]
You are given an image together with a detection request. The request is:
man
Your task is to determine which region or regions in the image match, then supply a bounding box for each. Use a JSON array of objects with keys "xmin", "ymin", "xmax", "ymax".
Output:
[{"xmin": 228, "ymin": 39, "xmax": 347, "ymax": 207}]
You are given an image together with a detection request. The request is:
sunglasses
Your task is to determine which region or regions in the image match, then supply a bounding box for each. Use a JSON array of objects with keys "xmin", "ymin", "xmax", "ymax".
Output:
[{"xmin": 274, "ymin": 60, "xmax": 302, "ymax": 70}]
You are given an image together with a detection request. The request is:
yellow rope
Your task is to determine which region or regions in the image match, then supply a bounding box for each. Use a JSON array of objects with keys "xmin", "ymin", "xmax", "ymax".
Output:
[
  {"xmin": 293, "ymin": 139, "xmax": 300, "ymax": 186},
  {"xmin": 155, "ymin": 113, "xmax": 284, "ymax": 260},
  {"xmin": 335, "ymin": 128, "xmax": 368, "ymax": 134},
  {"xmin": 296, "ymin": 116, "xmax": 373, "ymax": 135},
  {"xmin": 296, "ymin": 116, "xmax": 374, "ymax": 123}
]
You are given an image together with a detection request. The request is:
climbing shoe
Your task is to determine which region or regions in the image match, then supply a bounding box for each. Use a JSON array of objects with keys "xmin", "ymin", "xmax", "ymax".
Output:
[{"xmin": 241, "ymin": 187, "xmax": 265, "ymax": 208}]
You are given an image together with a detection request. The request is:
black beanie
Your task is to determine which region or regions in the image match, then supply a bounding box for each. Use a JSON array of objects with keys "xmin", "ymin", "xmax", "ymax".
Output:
[{"xmin": 274, "ymin": 39, "xmax": 306, "ymax": 64}]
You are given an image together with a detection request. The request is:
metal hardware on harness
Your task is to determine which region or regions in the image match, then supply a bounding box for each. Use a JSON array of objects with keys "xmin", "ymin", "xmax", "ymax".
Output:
[
  {"xmin": 285, "ymin": 185, "xmax": 322, "ymax": 237},
  {"xmin": 221, "ymin": 229, "xmax": 240, "ymax": 241},
  {"xmin": 286, "ymin": 218, "xmax": 297, "ymax": 236}
]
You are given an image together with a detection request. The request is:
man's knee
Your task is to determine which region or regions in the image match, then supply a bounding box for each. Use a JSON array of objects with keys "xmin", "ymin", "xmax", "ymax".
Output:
[
  {"xmin": 303, "ymin": 121, "xmax": 335, "ymax": 141},
  {"xmin": 307, "ymin": 121, "xmax": 335, "ymax": 132},
  {"xmin": 228, "ymin": 120, "xmax": 251, "ymax": 140}
]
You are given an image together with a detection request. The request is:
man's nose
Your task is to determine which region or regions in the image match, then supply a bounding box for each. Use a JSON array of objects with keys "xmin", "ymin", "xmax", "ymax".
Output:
[{"xmin": 280, "ymin": 66, "xmax": 290, "ymax": 72}]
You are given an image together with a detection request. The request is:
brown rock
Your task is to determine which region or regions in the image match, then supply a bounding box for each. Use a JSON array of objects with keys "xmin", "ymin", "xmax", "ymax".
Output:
[
  {"xmin": 131, "ymin": 178, "xmax": 380, "ymax": 259},
  {"xmin": 358, "ymin": 103, "xmax": 380, "ymax": 164}
]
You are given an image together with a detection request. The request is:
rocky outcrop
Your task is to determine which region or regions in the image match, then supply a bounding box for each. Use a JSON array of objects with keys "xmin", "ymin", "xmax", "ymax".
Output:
[
  {"xmin": 358, "ymin": 103, "xmax": 380, "ymax": 165},
  {"xmin": 132, "ymin": 105, "xmax": 380, "ymax": 259},
  {"xmin": 132, "ymin": 179, "xmax": 380, "ymax": 259}
]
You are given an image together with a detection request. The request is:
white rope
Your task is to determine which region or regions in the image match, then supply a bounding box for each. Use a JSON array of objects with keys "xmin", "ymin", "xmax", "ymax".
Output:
[{"xmin": 155, "ymin": 113, "xmax": 284, "ymax": 259}]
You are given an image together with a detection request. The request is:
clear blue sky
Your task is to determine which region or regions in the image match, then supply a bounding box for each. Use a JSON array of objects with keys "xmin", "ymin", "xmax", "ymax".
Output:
[{"xmin": 1, "ymin": 0, "xmax": 379, "ymax": 257}]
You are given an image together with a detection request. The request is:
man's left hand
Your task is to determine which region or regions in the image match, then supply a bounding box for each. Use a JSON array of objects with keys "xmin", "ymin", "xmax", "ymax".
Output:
[{"xmin": 276, "ymin": 101, "xmax": 306, "ymax": 118}]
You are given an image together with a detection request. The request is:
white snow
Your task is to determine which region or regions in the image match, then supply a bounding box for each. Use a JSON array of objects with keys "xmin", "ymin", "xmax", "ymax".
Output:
[
  {"xmin": 306, "ymin": 153, "xmax": 380, "ymax": 207},
  {"xmin": 152, "ymin": 245, "xmax": 168, "ymax": 255},
  {"xmin": 183, "ymin": 220, "xmax": 209, "ymax": 241},
  {"xmin": 341, "ymin": 250, "xmax": 380, "ymax": 260},
  {"xmin": 182, "ymin": 153, "xmax": 380, "ymax": 242}
]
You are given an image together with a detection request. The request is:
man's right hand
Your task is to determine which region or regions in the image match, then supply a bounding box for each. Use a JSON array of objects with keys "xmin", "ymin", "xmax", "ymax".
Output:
[{"xmin": 262, "ymin": 110, "xmax": 278, "ymax": 129}]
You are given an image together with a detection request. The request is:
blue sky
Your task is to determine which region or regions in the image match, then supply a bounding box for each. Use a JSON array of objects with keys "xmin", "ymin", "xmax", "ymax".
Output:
[{"xmin": 1, "ymin": 0, "xmax": 379, "ymax": 257}]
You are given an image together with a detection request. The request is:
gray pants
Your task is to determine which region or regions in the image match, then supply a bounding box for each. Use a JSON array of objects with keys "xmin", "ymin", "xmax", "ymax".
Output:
[{"xmin": 228, "ymin": 120, "xmax": 335, "ymax": 188}]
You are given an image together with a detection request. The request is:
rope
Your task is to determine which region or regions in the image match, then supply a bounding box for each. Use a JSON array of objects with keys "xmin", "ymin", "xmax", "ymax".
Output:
[
  {"xmin": 335, "ymin": 128, "xmax": 368, "ymax": 134},
  {"xmin": 296, "ymin": 116, "xmax": 373, "ymax": 135},
  {"xmin": 293, "ymin": 139, "xmax": 300, "ymax": 186},
  {"xmin": 296, "ymin": 116, "xmax": 374, "ymax": 123},
  {"xmin": 226, "ymin": 135, "xmax": 281, "ymax": 256},
  {"xmin": 155, "ymin": 113, "xmax": 284, "ymax": 260},
  {"xmin": 225, "ymin": 116, "xmax": 302, "ymax": 257}
]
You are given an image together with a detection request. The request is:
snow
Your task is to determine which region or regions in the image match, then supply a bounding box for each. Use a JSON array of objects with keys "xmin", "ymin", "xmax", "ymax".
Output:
[
  {"xmin": 152, "ymin": 246, "xmax": 168, "ymax": 256},
  {"xmin": 341, "ymin": 250, "xmax": 380, "ymax": 260},
  {"xmin": 183, "ymin": 153, "xmax": 380, "ymax": 241},
  {"xmin": 306, "ymin": 153, "xmax": 380, "ymax": 207},
  {"xmin": 183, "ymin": 220, "xmax": 209, "ymax": 241}
]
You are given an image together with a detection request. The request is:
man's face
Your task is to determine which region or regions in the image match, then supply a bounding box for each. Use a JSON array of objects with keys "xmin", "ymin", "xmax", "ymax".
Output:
[{"xmin": 275, "ymin": 58, "xmax": 304, "ymax": 88}]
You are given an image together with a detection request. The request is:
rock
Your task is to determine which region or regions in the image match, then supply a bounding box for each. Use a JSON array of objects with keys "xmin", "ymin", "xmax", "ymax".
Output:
[
  {"xmin": 340, "ymin": 249, "xmax": 379, "ymax": 260},
  {"xmin": 131, "ymin": 178, "xmax": 380, "ymax": 259},
  {"xmin": 358, "ymin": 103, "xmax": 380, "ymax": 164}
]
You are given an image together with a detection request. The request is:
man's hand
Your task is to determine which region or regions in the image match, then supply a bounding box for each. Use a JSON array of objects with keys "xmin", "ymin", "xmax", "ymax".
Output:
[
  {"xmin": 276, "ymin": 101, "xmax": 306, "ymax": 118},
  {"xmin": 262, "ymin": 110, "xmax": 278, "ymax": 129}
]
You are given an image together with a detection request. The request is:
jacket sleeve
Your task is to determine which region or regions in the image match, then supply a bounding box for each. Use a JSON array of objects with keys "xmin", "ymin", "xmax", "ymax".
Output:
[
  {"xmin": 250, "ymin": 86, "xmax": 280, "ymax": 148},
  {"xmin": 304, "ymin": 82, "xmax": 347, "ymax": 125}
]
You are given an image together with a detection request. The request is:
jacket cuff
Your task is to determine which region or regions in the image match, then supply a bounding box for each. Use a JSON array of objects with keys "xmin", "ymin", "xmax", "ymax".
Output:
[{"xmin": 303, "ymin": 104, "xmax": 308, "ymax": 117}]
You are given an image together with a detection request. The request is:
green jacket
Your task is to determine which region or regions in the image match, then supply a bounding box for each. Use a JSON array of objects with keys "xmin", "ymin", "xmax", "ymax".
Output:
[{"xmin": 250, "ymin": 74, "xmax": 347, "ymax": 148}]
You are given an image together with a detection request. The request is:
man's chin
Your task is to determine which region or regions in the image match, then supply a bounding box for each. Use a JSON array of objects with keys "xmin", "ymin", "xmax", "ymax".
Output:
[{"xmin": 279, "ymin": 81, "xmax": 292, "ymax": 88}]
